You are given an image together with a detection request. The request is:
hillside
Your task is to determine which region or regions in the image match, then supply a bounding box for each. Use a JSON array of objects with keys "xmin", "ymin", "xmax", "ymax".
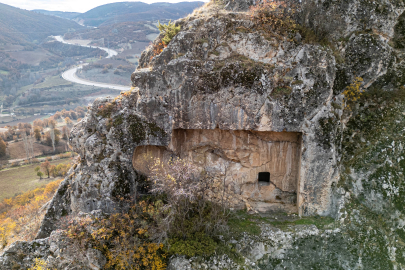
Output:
[
  {"xmin": 0, "ymin": 3, "xmax": 84, "ymax": 44},
  {"xmin": 73, "ymin": 1, "xmax": 204, "ymax": 26},
  {"xmin": 32, "ymin": 10, "xmax": 81, "ymax": 20},
  {"xmin": 64, "ymin": 21, "xmax": 159, "ymax": 45}
]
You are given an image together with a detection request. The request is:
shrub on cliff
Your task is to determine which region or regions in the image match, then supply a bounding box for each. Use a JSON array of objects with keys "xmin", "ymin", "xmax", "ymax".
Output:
[
  {"xmin": 343, "ymin": 77, "xmax": 364, "ymax": 109},
  {"xmin": 148, "ymin": 157, "xmax": 229, "ymax": 242},
  {"xmin": 296, "ymin": 0, "xmax": 344, "ymax": 44},
  {"xmin": 147, "ymin": 20, "xmax": 181, "ymax": 61},
  {"xmin": 64, "ymin": 157, "xmax": 234, "ymax": 267},
  {"xmin": 64, "ymin": 202, "xmax": 167, "ymax": 270},
  {"xmin": 158, "ymin": 20, "xmax": 181, "ymax": 45},
  {"xmin": 249, "ymin": 0, "xmax": 297, "ymax": 34},
  {"xmin": 249, "ymin": 0, "xmax": 343, "ymax": 44}
]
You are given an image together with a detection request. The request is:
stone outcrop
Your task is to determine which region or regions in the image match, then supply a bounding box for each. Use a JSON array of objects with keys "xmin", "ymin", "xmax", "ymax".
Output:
[
  {"xmin": 1, "ymin": 212, "xmax": 107, "ymax": 270},
  {"xmin": 3, "ymin": 0, "xmax": 405, "ymax": 268},
  {"xmin": 36, "ymin": 0, "xmax": 404, "ymax": 239},
  {"xmin": 133, "ymin": 129, "xmax": 301, "ymax": 212}
]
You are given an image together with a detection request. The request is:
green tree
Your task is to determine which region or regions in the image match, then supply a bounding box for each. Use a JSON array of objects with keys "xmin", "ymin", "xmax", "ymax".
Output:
[
  {"xmin": 35, "ymin": 166, "xmax": 43, "ymax": 180},
  {"xmin": 36, "ymin": 171, "xmax": 43, "ymax": 180},
  {"xmin": 0, "ymin": 137, "xmax": 7, "ymax": 158},
  {"xmin": 158, "ymin": 20, "xmax": 181, "ymax": 45},
  {"xmin": 40, "ymin": 160, "xmax": 51, "ymax": 178}
]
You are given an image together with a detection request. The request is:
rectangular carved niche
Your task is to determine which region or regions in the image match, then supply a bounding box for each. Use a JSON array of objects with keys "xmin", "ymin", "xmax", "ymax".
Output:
[{"xmin": 169, "ymin": 129, "xmax": 302, "ymax": 213}]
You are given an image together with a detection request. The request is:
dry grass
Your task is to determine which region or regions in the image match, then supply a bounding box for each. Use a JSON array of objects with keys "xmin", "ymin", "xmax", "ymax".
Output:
[
  {"xmin": 187, "ymin": 0, "xmax": 231, "ymax": 19},
  {"xmin": 0, "ymin": 158, "xmax": 72, "ymax": 201}
]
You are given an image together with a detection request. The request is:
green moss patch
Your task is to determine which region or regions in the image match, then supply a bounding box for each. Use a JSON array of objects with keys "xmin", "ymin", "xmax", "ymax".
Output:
[
  {"xmin": 270, "ymin": 86, "xmax": 292, "ymax": 99},
  {"xmin": 270, "ymin": 216, "xmax": 335, "ymax": 229},
  {"xmin": 168, "ymin": 232, "xmax": 217, "ymax": 257},
  {"xmin": 227, "ymin": 210, "xmax": 262, "ymax": 236}
]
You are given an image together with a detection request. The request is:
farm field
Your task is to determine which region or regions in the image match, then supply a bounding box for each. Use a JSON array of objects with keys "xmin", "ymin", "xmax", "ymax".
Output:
[
  {"xmin": 0, "ymin": 158, "xmax": 72, "ymax": 201},
  {"xmin": 7, "ymin": 139, "xmax": 70, "ymax": 160},
  {"xmin": 0, "ymin": 115, "xmax": 47, "ymax": 128},
  {"xmin": 1, "ymin": 44, "xmax": 24, "ymax": 51},
  {"xmin": 8, "ymin": 49, "xmax": 55, "ymax": 65},
  {"xmin": 20, "ymin": 75, "xmax": 73, "ymax": 92}
]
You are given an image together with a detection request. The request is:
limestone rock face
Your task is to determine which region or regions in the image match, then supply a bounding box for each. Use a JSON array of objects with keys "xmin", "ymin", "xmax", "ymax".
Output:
[
  {"xmin": 133, "ymin": 129, "xmax": 301, "ymax": 212},
  {"xmin": 4, "ymin": 0, "xmax": 405, "ymax": 268},
  {"xmin": 34, "ymin": 0, "xmax": 405, "ymax": 239},
  {"xmin": 1, "ymin": 225, "xmax": 106, "ymax": 270}
]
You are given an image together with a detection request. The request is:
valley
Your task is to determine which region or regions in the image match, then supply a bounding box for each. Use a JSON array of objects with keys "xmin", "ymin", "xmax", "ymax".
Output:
[{"xmin": 0, "ymin": 1, "xmax": 203, "ymax": 127}]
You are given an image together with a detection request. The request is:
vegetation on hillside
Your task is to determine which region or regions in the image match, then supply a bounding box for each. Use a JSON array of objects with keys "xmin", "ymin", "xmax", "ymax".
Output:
[
  {"xmin": 0, "ymin": 179, "xmax": 63, "ymax": 249},
  {"xmin": 57, "ymin": 156, "xmax": 234, "ymax": 269},
  {"xmin": 0, "ymin": 2, "xmax": 83, "ymax": 44}
]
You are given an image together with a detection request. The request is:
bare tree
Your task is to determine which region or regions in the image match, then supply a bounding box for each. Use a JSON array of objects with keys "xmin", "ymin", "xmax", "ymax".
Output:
[
  {"xmin": 50, "ymin": 128, "xmax": 55, "ymax": 152},
  {"xmin": 29, "ymin": 129, "xmax": 35, "ymax": 159},
  {"xmin": 21, "ymin": 132, "xmax": 30, "ymax": 163}
]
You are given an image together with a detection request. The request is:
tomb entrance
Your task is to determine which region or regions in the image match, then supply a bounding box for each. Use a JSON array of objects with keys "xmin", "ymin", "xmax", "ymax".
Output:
[{"xmin": 133, "ymin": 129, "xmax": 302, "ymax": 213}]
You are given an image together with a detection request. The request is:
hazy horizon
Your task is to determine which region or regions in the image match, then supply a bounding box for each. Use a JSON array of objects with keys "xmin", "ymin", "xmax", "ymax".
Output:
[{"xmin": 0, "ymin": 0, "xmax": 206, "ymax": 13}]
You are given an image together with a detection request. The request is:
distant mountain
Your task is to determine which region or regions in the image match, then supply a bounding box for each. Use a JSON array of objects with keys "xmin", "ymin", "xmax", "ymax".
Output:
[
  {"xmin": 0, "ymin": 3, "xmax": 84, "ymax": 44},
  {"xmin": 74, "ymin": 1, "xmax": 204, "ymax": 27},
  {"xmin": 32, "ymin": 10, "xmax": 81, "ymax": 20}
]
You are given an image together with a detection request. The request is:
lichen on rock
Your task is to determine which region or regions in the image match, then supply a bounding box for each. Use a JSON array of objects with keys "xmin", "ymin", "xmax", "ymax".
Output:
[{"xmin": 3, "ymin": 0, "xmax": 405, "ymax": 268}]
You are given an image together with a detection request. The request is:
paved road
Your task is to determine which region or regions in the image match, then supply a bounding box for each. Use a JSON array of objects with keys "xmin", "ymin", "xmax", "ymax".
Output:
[
  {"xmin": 54, "ymin": 36, "xmax": 118, "ymax": 58},
  {"xmin": 62, "ymin": 64, "xmax": 131, "ymax": 91},
  {"xmin": 54, "ymin": 36, "xmax": 131, "ymax": 91}
]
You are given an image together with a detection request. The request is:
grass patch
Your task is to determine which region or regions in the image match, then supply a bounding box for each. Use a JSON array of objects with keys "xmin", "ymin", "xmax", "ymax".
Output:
[
  {"xmin": 227, "ymin": 210, "xmax": 262, "ymax": 236},
  {"xmin": 270, "ymin": 86, "xmax": 292, "ymax": 99},
  {"xmin": 214, "ymin": 53, "xmax": 273, "ymax": 71},
  {"xmin": 0, "ymin": 158, "xmax": 72, "ymax": 201},
  {"xmin": 167, "ymin": 232, "xmax": 217, "ymax": 257},
  {"xmin": 270, "ymin": 216, "xmax": 335, "ymax": 229},
  {"xmin": 32, "ymin": 75, "xmax": 72, "ymax": 89},
  {"xmin": 85, "ymin": 57, "xmax": 99, "ymax": 63},
  {"xmin": 331, "ymin": 101, "xmax": 342, "ymax": 110},
  {"xmin": 291, "ymin": 80, "xmax": 304, "ymax": 85},
  {"xmin": 0, "ymin": 70, "xmax": 9, "ymax": 75},
  {"xmin": 20, "ymin": 75, "xmax": 72, "ymax": 92}
]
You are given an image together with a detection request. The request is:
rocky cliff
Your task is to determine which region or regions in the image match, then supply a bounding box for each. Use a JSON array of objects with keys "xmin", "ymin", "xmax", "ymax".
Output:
[{"xmin": 2, "ymin": 0, "xmax": 405, "ymax": 268}]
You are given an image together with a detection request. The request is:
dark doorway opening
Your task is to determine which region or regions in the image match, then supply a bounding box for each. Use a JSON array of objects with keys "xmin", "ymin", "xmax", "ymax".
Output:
[{"xmin": 258, "ymin": 172, "xmax": 270, "ymax": 185}]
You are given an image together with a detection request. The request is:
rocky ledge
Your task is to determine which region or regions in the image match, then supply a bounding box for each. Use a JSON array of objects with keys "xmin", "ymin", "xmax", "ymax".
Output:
[{"xmin": 2, "ymin": 0, "xmax": 405, "ymax": 268}]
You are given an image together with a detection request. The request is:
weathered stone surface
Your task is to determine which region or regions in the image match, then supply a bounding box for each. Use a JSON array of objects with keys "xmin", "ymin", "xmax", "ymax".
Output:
[
  {"xmin": 4, "ymin": 0, "xmax": 405, "ymax": 268},
  {"xmin": 133, "ymin": 129, "xmax": 301, "ymax": 212},
  {"xmin": 34, "ymin": 0, "xmax": 405, "ymax": 238},
  {"xmin": 1, "ymin": 213, "xmax": 107, "ymax": 269},
  {"xmin": 133, "ymin": 15, "xmax": 340, "ymax": 217}
]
